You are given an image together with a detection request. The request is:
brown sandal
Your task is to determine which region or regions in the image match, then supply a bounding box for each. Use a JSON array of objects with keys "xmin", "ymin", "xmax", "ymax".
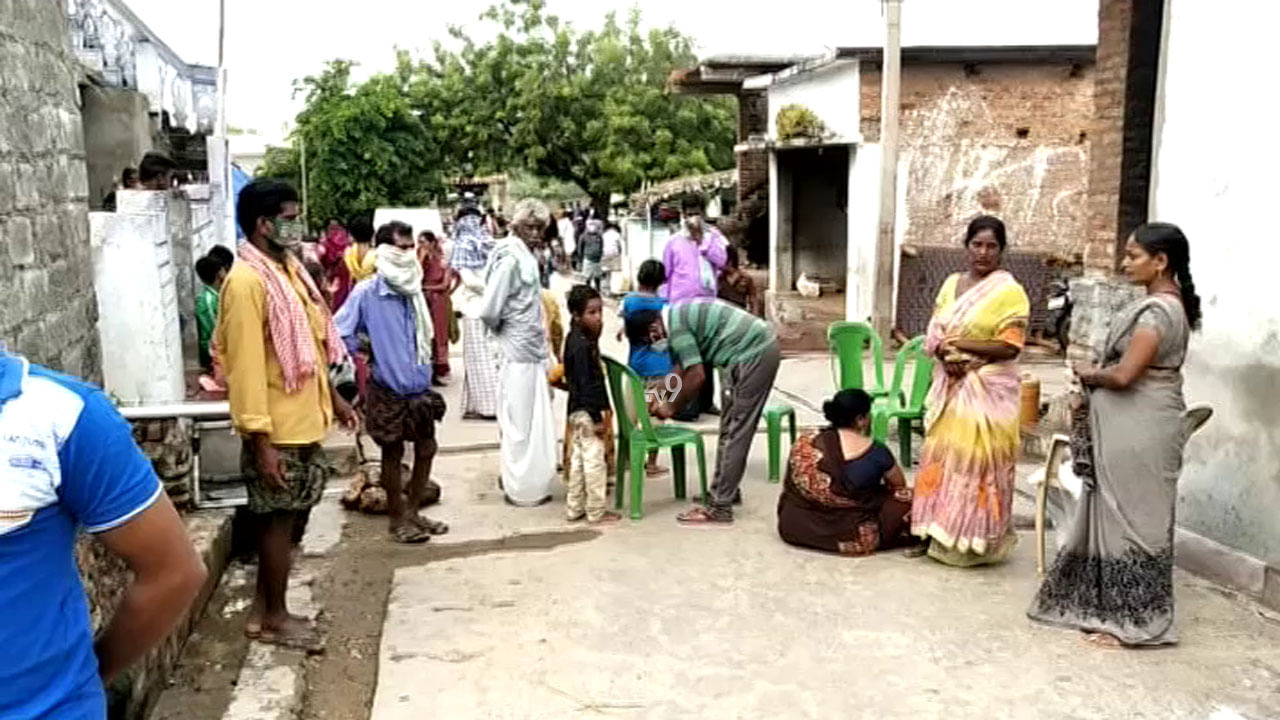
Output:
[
  {"xmin": 410, "ymin": 514, "xmax": 450, "ymax": 535},
  {"xmin": 391, "ymin": 523, "xmax": 432, "ymax": 544}
]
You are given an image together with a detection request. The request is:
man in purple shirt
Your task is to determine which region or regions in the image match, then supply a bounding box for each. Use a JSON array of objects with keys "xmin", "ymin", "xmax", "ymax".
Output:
[
  {"xmin": 334, "ymin": 221, "xmax": 449, "ymax": 544},
  {"xmin": 662, "ymin": 196, "xmax": 729, "ymax": 305},
  {"xmin": 662, "ymin": 196, "xmax": 728, "ymax": 418}
]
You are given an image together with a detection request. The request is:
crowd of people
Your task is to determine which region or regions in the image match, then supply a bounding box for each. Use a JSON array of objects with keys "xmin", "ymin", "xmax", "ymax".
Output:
[
  {"xmin": 776, "ymin": 214, "xmax": 1203, "ymax": 649},
  {"xmin": 0, "ymin": 174, "xmax": 1208, "ymax": 715}
]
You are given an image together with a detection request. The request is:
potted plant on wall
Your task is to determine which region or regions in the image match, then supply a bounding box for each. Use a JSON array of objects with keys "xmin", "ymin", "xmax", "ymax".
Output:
[{"xmin": 776, "ymin": 104, "xmax": 831, "ymax": 142}]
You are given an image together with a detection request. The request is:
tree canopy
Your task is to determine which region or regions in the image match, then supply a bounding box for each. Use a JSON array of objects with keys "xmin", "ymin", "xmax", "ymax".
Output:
[{"xmin": 260, "ymin": 0, "xmax": 736, "ymax": 225}]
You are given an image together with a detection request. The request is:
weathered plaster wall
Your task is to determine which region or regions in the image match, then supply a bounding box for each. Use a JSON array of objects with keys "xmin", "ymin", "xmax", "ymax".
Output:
[
  {"xmin": 1150, "ymin": 0, "xmax": 1280, "ymax": 566},
  {"xmin": 0, "ymin": 0, "xmax": 99, "ymax": 380},
  {"xmin": 81, "ymin": 84, "xmax": 152, "ymax": 210},
  {"xmin": 863, "ymin": 63, "xmax": 1093, "ymax": 256},
  {"xmin": 91, "ymin": 190, "xmax": 185, "ymax": 405},
  {"xmin": 766, "ymin": 60, "xmax": 862, "ymax": 141}
]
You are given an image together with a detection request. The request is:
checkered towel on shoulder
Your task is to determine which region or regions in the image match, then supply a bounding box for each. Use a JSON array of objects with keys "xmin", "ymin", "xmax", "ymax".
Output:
[{"xmin": 239, "ymin": 242, "xmax": 346, "ymax": 393}]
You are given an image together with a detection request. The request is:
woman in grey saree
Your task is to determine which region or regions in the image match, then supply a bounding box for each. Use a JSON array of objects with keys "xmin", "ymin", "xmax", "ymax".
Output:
[{"xmin": 1028, "ymin": 223, "xmax": 1203, "ymax": 647}]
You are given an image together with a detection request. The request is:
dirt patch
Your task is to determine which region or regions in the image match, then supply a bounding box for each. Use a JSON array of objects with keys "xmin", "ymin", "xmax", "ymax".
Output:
[{"xmin": 300, "ymin": 512, "xmax": 598, "ymax": 720}]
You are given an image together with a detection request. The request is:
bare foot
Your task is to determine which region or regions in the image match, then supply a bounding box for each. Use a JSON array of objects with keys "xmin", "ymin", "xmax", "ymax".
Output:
[
  {"xmin": 1083, "ymin": 632, "xmax": 1124, "ymax": 649},
  {"xmin": 587, "ymin": 511, "xmax": 622, "ymax": 525},
  {"xmin": 244, "ymin": 601, "xmax": 264, "ymax": 639},
  {"xmin": 645, "ymin": 463, "xmax": 668, "ymax": 477},
  {"xmin": 259, "ymin": 614, "xmax": 324, "ymax": 653}
]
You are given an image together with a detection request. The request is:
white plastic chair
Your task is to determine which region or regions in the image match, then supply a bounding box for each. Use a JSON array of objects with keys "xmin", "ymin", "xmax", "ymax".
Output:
[{"xmin": 1033, "ymin": 403, "xmax": 1214, "ymax": 575}]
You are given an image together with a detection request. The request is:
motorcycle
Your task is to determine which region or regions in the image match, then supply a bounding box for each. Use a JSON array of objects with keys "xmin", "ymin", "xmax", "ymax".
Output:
[{"xmin": 1044, "ymin": 278, "xmax": 1073, "ymax": 353}]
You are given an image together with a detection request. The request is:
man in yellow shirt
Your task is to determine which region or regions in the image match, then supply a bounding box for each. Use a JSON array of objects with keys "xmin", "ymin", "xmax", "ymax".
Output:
[{"xmin": 216, "ymin": 180, "xmax": 358, "ymax": 650}]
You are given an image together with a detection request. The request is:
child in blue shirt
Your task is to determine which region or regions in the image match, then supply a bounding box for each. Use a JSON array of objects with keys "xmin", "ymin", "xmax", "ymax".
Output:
[{"xmin": 619, "ymin": 259, "xmax": 672, "ymax": 474}]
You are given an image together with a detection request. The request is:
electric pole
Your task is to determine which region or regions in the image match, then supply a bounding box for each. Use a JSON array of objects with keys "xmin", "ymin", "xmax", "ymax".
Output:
[{"xmin": 872, "ymin": 0, "xmax": 902, "ymax": 340}]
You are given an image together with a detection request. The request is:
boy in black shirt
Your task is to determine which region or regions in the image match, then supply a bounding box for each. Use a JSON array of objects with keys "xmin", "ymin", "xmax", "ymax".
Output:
[{"xmin": 563, "ymin": 285, "xmax": 620, "ymax": 523}]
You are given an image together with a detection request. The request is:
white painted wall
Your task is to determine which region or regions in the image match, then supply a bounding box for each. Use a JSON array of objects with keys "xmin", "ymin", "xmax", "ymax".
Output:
[
  {"xmin": 91, "ymin": 191, "xmax": 185, "ymax": 405},
  {"xmin": 846, "ymin": 144, "xmax": 878, "ymax": 322},
  {"xmin": 767, "ymin": 152, "xmax": 781, "ymax": 293},
  {"xmin": 184, "ymin": 184, "xmax": 219, "ymax": 259},
  {"xmin": 766, "ymin": 60, "xmax": 862, "ymax": 141},
  {"xmin": 1150, "ymin": 0, "xmax": 1280, "ymax": 563}
]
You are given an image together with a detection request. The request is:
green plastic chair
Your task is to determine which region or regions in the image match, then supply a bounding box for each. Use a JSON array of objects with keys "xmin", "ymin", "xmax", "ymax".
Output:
[
  {"xmin": 827, "ymin": 321, "xmax": 888, "ymax": 399},
  {"xmin": 871, "ymin": 336, "xmax": 935, "ymax": 466},
  {"xmin": 602, "ymin": 356, "xmax": 709, "ymax": 520},
  {"xmin": 763, "ymin": 404, "xmax": 797, "ymax": 483}
]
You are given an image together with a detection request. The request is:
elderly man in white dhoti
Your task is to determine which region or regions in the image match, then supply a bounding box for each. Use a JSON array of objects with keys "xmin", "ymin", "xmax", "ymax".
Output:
[{"xmin": 479, "ymin": 199, "xmax": 557, "ymax": 505}]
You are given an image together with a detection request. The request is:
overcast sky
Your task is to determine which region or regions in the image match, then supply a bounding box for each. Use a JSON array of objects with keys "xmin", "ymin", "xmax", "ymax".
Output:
[{"xmin": 124, "ymin": 0, "xmax": 1097, "ymax": 138}]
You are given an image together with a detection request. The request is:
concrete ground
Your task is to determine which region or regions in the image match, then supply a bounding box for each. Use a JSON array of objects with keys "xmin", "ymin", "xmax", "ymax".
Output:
[
  {"xmin": 368, "ymin": 443, "xmax": 1280, "ymax": 720},
  {"xmin": 156, "ymin": 273, "xmax": 1156, "ymax": 719}
]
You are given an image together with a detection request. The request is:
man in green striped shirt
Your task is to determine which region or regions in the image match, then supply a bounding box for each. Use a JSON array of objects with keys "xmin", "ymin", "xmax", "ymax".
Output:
[{"xmin": 653, "ymin": 299, "xmax": 780, "ymax": 523}]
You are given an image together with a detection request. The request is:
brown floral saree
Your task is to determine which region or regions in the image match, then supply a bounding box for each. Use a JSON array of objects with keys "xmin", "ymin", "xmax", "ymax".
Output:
[{"xmin": 776, "ymin": 429, "xmax": 915, "ymax": 555}]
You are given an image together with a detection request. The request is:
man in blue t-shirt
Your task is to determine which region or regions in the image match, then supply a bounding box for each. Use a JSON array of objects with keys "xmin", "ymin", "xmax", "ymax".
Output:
[{"xmin": 0, "ymin": 352, "xmax": 207, "ymax": 718}]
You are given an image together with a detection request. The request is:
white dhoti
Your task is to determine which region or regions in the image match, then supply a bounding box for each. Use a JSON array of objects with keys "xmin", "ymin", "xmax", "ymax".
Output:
[{"xmin": 497, "ymin": 360, "xmax": 556, "ymax": 506}]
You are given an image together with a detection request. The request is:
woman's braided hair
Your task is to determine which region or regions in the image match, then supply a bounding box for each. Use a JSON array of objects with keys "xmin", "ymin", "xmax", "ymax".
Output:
[{"xmin": 1132, "ymin": 222, "xmax": 1202, "ymax": 330}]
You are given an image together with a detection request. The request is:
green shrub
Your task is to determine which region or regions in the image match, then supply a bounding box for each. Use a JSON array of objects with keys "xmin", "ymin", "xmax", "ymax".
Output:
[{"xmin": 776, "ymin": 104, "xmax": 829, "ymax": 141}]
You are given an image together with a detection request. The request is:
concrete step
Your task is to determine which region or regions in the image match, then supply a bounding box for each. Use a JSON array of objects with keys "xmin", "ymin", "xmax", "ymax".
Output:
[{"xmin": 149, "ymin": 494, "xmax": 345, "ymax": 720}]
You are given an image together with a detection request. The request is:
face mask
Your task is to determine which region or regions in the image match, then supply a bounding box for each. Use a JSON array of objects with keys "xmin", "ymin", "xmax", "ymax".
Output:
[
  {"xmin": 650, "ymin": 339, "xmax": 669, "ymax": 353},
  {"xmin": 269, "ymin": 217, "xmax": 306, "ymax": 249}
]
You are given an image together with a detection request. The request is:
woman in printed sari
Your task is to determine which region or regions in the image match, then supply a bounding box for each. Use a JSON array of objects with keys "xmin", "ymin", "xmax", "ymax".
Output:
[
  {"xmin": 1029, "ymin": 223, "xmax": 1201, "ymax": 647},
  {"xmin": 911, "ymin": 215, "xmax": 1029, "ymax": 567},
  {"xmin": 778, "ymin": 389, "xmax": 918, "ymax": 555}
]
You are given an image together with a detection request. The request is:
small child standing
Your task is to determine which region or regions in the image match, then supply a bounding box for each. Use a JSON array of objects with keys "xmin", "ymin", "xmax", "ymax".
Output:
[
  {"xmin": 194, "ymin": 254, "xmax": 228, "ymax": 373},
  {"xmin": 564, "ymin": 284, "xmax": 621, "ymax": 524},
  {"xmin": 619, "ymin": 260, "xmax": 672, "ymax": 474}
]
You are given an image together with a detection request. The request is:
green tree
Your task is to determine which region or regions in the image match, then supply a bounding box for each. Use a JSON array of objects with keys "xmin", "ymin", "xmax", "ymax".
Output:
[
  {"xmin": 261, "ymin": 58, "xmax": 445, "ymax": 227},
  {"xmin": 263, "ymin": 1, "xmax": 736, "ymax": 222},
  {"xmin": 415, "ymin": 1, "xmax": 736, "ymax": 211}
]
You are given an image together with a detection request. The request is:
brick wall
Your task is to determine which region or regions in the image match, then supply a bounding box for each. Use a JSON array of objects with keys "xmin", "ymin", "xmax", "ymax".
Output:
[
  {"xmin": 1085, "ymin": 0, "xmax": 1164, "ymax": 272},
  {"xmin": 861, "ymin": 62, "xmax": 1093, "ymax": 258},
  {"xmin": 736, "ymin": 91, "xmax": 769, "ymax": 203},
  {"xmin": 0, "ymin": 1, "xmax": 99, "ymax": 379}
]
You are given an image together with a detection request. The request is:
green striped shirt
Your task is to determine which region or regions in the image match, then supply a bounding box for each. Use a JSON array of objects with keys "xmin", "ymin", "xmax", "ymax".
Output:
[{"xmin": 668, "ymin": 300, "xmax": 775, "ymax": 369}]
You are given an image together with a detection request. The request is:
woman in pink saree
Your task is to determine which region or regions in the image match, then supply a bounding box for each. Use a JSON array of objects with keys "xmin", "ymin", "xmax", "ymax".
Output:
[{"xmin": 911, "ymin": 216, "xmax": 1029, "ymax": 567}]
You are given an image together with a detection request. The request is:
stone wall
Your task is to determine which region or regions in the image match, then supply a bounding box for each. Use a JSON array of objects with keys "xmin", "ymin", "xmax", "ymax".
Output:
[
  {"xmin": 0, "ymin": 0, "xmax": 98, "ymax": 380},
  {"xmin": 861, "ymin": 62, "xmax": 1093, "ymax": 258},
  {"xmin": 1066, "ymin": 275, "xmax": 1140, "ymax": 359}
]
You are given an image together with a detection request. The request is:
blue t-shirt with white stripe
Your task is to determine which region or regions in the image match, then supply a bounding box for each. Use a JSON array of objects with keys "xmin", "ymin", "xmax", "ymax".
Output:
[{"xmin": 0, "ymin": 354, "xmax": 163, "ymax": 719}]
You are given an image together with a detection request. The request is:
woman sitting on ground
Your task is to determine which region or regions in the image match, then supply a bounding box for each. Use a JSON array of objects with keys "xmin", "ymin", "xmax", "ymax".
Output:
[{"xmin": 777, "ymin": 389, "xmax": 919, "ymax": 555}]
